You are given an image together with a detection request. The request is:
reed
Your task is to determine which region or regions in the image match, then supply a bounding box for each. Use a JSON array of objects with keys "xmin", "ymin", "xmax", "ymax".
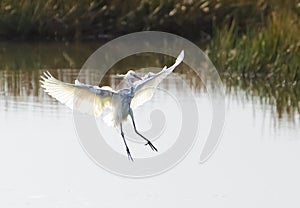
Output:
[
  {"xmin": 207, "ymin": 6, "xmax": 300, "ymax": 116},
  {"xmin": 0, "ymin": 0, "xmax": 298, "ymax": 40}
]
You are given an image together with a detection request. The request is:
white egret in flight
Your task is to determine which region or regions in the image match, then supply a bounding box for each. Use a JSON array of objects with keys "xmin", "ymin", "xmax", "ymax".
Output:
[{"xmin": 41, "ymin": 50, "xmax": 184, "ymax": 161}]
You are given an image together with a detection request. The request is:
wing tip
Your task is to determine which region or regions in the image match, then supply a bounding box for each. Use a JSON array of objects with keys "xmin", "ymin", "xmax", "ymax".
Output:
[
  {"xmin": 40, "ymin": 71, "xmax": 54, "ymax": 81},
  {"xmin": 75, "ymin": 79, "xmax": 81, "ymax": 85},
  {"xmin": 176, "ymin": 50, "xmax": 184, "ymax": 63}
]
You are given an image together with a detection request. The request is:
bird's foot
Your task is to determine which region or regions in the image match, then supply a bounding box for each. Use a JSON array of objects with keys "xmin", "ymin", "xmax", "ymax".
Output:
[
  {"xmin": 126, "ymin": 147, "xmax": 134, "ymax": 162},
  {"xmin": 145, "ymin": 140, "xmax": 158, "ymax": 152}
]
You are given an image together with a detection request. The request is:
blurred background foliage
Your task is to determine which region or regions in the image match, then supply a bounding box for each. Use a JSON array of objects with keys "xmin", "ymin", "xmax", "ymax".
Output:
[{"xmin": 0, "ymin": 0, "xmax": 298, "ymax": 41}]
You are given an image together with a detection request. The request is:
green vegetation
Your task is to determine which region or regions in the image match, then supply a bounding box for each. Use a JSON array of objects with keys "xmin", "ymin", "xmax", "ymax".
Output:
[
  {"xmin": 207, "ymin": 2, "xmax": 300, "ymax": 117},
  {"xmin": 0, "ymin": 0, "xmax": 298, "ymax": 40}
]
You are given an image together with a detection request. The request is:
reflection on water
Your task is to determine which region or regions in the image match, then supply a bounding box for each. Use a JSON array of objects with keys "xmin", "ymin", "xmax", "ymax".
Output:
[
  {"xmin": 0, "ymin": 41, "xmax": 299, "ymax": 135},
  {"xmin": 0, "ymin": 69, "xmax": 80, "ymax": 115},
  {"xmin": 0, "ymin": 41, "xmax": 299, "ymax": 123},
  {"xmin": 224, "ymin": 77, "xmax": 300, "ymax": 121},
  {"xmin": 0, "ymin": 41, "xmax": 103, "ymax": 70},
  {"xmin": 1, "ymin": 68, "xmax": 299, "ymax": 134}
]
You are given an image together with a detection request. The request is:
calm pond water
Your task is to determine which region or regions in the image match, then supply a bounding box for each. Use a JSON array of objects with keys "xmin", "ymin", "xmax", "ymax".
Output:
[{"xmin": 0, "ymin": 41, "xmax": 300, "ymax": 208}]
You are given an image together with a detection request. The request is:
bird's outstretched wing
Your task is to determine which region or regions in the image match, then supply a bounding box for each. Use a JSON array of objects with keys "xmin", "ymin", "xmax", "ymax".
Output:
[
  {"xmin": 131, "ymin": 50, "xmax": 184, "ymax": 109},
  {"xmin": 40, "ymin": 71, "xmax": 114, "ymax": 116}
]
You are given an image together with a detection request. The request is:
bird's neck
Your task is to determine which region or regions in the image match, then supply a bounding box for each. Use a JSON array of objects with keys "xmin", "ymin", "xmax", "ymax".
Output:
[
  {"xmin": 126, "ymin": 78, "xmax": 134, "ymax": 87},
  {"xmin": 125, "ymin": 78, "xmax": 135, "ymax": 97},
  {"xmin": 129, "ymin": 86, "xmax": 134, "ymax": 97}
]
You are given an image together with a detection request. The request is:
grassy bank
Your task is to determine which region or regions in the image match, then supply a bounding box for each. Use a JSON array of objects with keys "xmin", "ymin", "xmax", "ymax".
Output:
[
  {"xmin": 0, "ymin": 0, "xmax": 298, "ymax": 40},
  {"xmin": 208, "ymin": 6, "xmax": 300, "ymax": 81}
]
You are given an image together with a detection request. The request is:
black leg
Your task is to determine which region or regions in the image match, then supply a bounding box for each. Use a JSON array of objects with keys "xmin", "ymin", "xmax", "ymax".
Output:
[
  {"xmin": 129, "ymin": 108, "xmax": 158, "ymax": 152},
  {"xmin": 120, "ymin": 123, "xmax": 134, "ymax": 161}
]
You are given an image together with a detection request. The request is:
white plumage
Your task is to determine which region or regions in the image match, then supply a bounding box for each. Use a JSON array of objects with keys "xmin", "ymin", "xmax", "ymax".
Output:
[{"xmin": 40, "ymin": 50, "xmax": 184, "ymax": 160}]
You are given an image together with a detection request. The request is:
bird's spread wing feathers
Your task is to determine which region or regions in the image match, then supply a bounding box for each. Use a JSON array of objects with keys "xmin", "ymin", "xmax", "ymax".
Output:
[
  {"xmin": 131, "ymin": 50, "xmax": 184, "ymax": 109},
  {"xmin": 40, "ymin": 50, "xmax": 184, "ymax": 116},
  {"xmin": 40, "ymin": 71, "xmax": 114, "ymax": 116}
]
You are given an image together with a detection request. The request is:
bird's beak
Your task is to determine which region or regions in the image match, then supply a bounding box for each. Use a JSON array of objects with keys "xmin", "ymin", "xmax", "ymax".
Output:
[{"xmin": 133, "ymin": 74, "xmax": 142, "ymax": 80}]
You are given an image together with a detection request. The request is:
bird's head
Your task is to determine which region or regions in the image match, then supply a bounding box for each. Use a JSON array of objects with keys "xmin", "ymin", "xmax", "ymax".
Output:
[{"xmin": 117, "ymin": 70, "xmax": 142, "ymax": 81}]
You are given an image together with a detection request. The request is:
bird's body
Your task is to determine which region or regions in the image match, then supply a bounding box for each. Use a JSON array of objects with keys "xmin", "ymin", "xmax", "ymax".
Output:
[
  {"xmin": 111, "ymin": 88, "xmax": 133, "ymax": 126},
  {"xmin": 41, "ymin": 51, "xmax": 184, "ymax": 160}
]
